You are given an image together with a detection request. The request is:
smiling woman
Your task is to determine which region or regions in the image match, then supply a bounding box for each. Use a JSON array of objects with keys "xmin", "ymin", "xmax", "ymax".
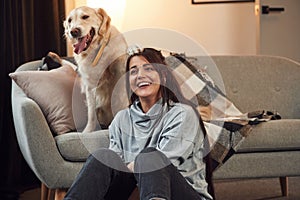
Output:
[{"xmin": 63, "ymin": 45, "xmax": 214, "ymax": 200}]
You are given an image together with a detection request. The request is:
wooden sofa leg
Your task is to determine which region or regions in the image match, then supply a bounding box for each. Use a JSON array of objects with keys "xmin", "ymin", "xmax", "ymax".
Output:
[
  {"xmin": 54, "ymin": 188, "xmax": 67, "ymax": 200},
  {"xmin": 41, "ymin": 183, "xmax": 67, "ymax": 200},
  {"xmin": 41, "ymin": 183, "xmax": 48, "ymax": 200},
  {"xmin": 279, "ymin": 177, "xmax": 288, "ymax": 196},
  {"xmin": 41, "ymin": 183, "xmax": 55, "ymax": 200}
]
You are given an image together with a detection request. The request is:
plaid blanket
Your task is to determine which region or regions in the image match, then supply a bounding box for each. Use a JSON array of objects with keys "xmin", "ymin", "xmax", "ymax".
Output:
[{"xmin": 165, "ymin": 53, "xmax": 281, "ymax": 170}]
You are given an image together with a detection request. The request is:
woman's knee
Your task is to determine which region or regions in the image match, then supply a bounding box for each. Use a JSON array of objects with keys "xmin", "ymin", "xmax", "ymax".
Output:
[
  {"xmin": 91, "ymin": 148, "xmax": 119, "ymax": 161},
  {"xmin": 134, "ymin": 147, "xmax": 171, "ymax": 173},
  {"xmin": 88, "ymin": 148, "xmax": 129, "ymax": 172}
]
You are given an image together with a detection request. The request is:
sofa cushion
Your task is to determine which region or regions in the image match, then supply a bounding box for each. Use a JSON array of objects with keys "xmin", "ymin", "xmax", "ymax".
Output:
[
  {"xmin": 236, "ymin": 119, "xmax": 300, "ymax": 152},
  {"xmin": 9, "ymin": 65, "xmax": 87, "ymax": 135},
  {"xmin": 55, "ymin": 130, "xmax": 110, "ymax": 161}
]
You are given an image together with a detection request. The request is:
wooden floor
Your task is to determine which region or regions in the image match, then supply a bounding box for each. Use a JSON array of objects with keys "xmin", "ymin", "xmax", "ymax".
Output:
[
  {"xmin": 19, "ymin": 177, "xmax": 300, "ymax": 200},
  {"xmin": 214, "ymin": 177, "xmax": 300, "ymax": 200}
]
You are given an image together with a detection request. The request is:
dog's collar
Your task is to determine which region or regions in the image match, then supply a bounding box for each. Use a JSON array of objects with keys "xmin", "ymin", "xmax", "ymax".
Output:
[{"xmin": 92, "ymin": 27, "xmax": 111, "ymax": 67}]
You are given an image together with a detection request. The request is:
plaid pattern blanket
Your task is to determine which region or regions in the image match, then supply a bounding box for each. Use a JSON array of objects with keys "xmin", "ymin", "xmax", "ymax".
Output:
[{"xmin": 165, "ymin": 53, "xmax": 281, "ymax": 170}]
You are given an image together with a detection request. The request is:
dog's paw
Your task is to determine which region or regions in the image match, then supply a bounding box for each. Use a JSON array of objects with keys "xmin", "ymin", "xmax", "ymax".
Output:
[{"xmin": 47, "ymin": 52, "xmax": 63, "ymax": 65}]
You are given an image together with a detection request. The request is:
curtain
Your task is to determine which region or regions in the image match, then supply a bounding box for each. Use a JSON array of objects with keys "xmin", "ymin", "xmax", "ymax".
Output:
[{"xmin": 0, "ymin": 0, "xmax": 66, "ymax": 198}]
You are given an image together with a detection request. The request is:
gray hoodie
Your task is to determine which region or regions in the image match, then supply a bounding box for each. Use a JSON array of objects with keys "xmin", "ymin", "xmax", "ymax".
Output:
[{"xmin": 109, "ymin": 99, "xmax": 212, "ymax": 199}]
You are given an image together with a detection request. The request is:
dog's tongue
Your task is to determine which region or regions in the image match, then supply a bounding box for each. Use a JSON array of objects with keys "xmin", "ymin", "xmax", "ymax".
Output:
[{"xmin": 74, "ymin": 36, "xmax": 88, "ymax": 54}]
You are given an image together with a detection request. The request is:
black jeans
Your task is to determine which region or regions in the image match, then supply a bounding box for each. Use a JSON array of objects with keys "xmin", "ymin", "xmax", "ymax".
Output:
[{"xmin": 64, "ymin": 148, "xmax": 204, "ymax": 200}]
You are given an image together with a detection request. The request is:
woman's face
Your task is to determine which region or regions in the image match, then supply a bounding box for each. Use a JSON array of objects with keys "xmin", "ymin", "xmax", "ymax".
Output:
[{"xmin": 129, "ymin": 55, "xmax": 161, "ymax": 102}]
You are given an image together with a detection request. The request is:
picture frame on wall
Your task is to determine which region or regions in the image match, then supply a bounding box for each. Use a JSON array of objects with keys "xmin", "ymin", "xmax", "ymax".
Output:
[{"xmin": 192, "ymin": 0, "xmax": 254, "ymax": 4}]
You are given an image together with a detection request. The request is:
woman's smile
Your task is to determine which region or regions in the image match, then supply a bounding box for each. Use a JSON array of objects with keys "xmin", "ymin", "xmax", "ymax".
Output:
[{"xmin": 137, "ymin": 81, "xmax": 151, "ymax": 88}]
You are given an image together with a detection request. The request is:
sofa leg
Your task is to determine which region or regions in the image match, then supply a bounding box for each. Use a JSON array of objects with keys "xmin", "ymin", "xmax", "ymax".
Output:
[
  {"xmin": 41, "ymin": 183, "xmax": 48, "ymax": 200},
  {"xmin": 54, "ymin": 188, "xmax": 67, "ymax": 200},
  {"xmin": 41, "ymin": 183, "xmax": 55, "ymax": 200},
  {"xmin": 279, "ymin": 177, "xmax": 288, "ymax": 196},
  {"xmin": 41, "ymin": 183, "xmax": 67, "ymax": 200}
]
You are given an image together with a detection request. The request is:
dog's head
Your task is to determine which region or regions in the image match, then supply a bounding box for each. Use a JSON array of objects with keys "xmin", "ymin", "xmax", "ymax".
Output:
[{"xmin": 64, "ymin": 6, "xmax": 111, "ymax": 55}]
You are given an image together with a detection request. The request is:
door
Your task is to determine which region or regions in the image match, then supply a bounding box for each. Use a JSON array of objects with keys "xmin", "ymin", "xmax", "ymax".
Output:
[{"xmin": 256, "ymin": 0, "xmax": 300, "ymax": 63}]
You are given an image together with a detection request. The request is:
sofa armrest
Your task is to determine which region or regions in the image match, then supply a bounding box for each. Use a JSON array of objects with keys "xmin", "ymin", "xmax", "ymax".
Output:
[{"xmin": 11, "ymin": 67, "xmax": 83, "ymax": 188}]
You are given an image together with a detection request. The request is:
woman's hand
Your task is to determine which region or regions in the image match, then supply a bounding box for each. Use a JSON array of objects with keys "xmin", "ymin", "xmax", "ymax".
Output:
[{"xmin": 127, "ymin": 162, "xmax": 134, "ymax": 172}]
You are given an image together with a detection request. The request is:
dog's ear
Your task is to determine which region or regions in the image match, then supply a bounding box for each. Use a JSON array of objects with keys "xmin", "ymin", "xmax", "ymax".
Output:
[{"xmin": 97, "ymin": 8, "xmax": 111, "ymax": 38}]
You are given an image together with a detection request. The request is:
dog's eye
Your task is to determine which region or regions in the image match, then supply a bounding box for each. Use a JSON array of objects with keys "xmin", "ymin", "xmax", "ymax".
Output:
[
  {"xmin": 82, "ymin": 15, "xmax": 89, "ymax": 20},
  {"xmin": 68, "ymin": 18, "xmax": 72, "ymax": 23}
]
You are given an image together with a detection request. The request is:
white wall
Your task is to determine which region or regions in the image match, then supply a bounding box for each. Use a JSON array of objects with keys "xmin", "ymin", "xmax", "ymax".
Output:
[
  {"xmin": 66, "ymin": 0, "xmax": 257, "ymax": 56},
  {"xmin": 122, "ymin": 0, "xmax": 256, "ymax": 55}
]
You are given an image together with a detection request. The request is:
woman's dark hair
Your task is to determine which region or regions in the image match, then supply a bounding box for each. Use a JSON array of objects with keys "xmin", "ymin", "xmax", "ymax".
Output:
[{"xmin": 125, "ymin": 47, "xmax": 215, "ymax": 198}]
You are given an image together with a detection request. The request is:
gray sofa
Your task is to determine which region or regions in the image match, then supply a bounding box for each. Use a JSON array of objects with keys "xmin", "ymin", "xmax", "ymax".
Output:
[{"xmin": 11, "ymin": 55, "xmax": 300, "ymax": 199}]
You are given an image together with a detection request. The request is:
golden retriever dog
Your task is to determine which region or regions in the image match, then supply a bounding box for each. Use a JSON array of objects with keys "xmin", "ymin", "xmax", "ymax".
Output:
[{"xmin": 58, "ymin": 6, "xmax": 127, "ymax": 133}]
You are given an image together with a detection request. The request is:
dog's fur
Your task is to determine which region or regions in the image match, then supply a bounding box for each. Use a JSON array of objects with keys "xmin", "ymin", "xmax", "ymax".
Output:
[{"xmin": 54, "ymin": 6, "xmax": 127, "ymax": 133}]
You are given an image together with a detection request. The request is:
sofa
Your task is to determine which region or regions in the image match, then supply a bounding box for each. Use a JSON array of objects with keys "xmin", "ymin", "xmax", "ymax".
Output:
[{"xmin": 11, "ymin": 55, "xmax": 300, "ymax": 199}]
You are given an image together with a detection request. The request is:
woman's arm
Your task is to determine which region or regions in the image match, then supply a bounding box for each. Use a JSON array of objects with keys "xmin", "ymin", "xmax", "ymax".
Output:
[
  {"xmin": 109, "ymin": 118, "xmax": 134, "ymax": 172},
  {"xmin": 108, "ymin": 112, "xmax": 124, "ymax": 160},
  {"xmin": 157, "ymin": 104, "xmax": 204, "ymax": 166}
]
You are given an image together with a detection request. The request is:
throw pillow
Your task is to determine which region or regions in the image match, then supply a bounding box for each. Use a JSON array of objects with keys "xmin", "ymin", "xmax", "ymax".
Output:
[{"xmin": 9, "ymin": 65, "xmax": 87, "ymax": 135}]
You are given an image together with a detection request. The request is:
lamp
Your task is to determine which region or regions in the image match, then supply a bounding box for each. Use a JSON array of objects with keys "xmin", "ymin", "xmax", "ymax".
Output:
[{"xmin": 86, "ymin": 0, "xmax": 126, "ymax": 31}]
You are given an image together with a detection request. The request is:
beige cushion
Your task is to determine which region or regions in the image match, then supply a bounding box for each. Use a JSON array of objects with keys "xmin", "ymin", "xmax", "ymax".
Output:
[{"xmin": 9, "ymin": 65, "xmax": 87, "ymax": 135}]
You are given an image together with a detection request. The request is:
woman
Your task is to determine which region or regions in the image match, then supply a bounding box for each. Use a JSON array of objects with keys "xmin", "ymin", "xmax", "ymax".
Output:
[{"xmin": 64, "ymin": 46, "xmax": 214, "ymax": 200}]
